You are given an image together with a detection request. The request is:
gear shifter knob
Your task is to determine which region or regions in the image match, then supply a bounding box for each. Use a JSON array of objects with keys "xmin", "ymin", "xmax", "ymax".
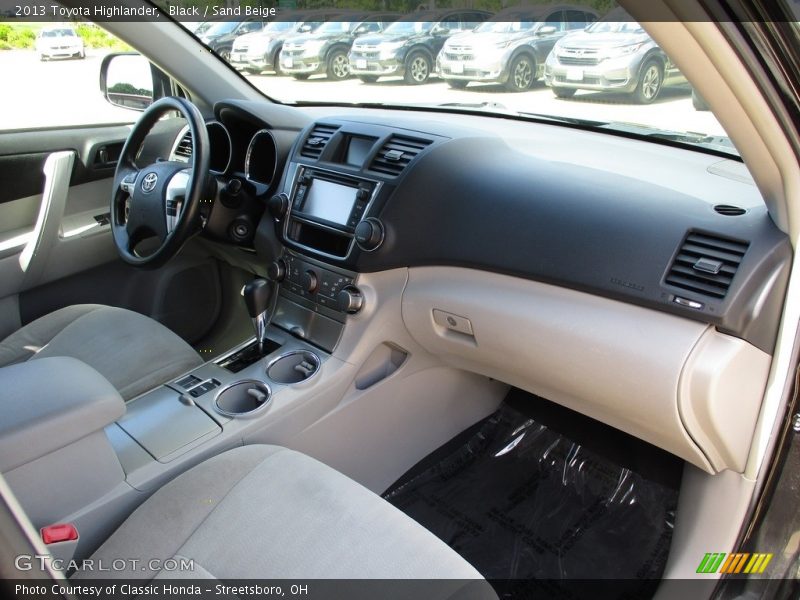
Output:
[
  {"xmin": 242, "ymin": 278, "xmax": 274, "ymax": 354},
  {"xmin": 243, "ymin": 278, "xmax": 272, "ymax": 319}
]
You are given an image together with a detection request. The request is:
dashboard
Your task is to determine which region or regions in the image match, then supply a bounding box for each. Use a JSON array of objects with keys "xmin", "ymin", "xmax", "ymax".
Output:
[
  {"xmin": 178, "ymin": 100, "xmax": 790, "ymax": 354},
  {"xmin": 159, "ymin": 99, "xmax": 792, "ymax": 473}
]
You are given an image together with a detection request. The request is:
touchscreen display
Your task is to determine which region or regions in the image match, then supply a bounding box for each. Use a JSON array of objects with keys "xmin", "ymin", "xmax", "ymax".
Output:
[{"xmin": 301, "ymin": 179, "xmax": 357, "ymax": 226}]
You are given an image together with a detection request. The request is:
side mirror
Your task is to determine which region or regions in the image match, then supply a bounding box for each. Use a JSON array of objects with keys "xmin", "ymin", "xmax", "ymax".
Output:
[
  {"xmin": 99, "ymin": 53, "xmax": 154, "ymax": 111},
  {"xmin": 354, "ymin": 25, "xmax": 368, "ymax": 35},
  {"xmin": 299, "ymin": 24, "xmax": 312, "ymax": 33},
  {"xmin": 537, "ymin": 26, "xmax": 558, "ymax": 36},
  {"xmin": 432, "ymin": 24, "xmax": 449, "ymax": 35}
]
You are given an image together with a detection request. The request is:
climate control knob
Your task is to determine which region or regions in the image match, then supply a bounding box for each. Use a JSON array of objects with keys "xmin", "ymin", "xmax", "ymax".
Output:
[
  {"xmin": 267, "ymin": 259, "xmax": 286, "ymax": 282},
  {"xmin": 337, "ymin": 286, "xmax": 364, "ymax": 314},
  {"xmin": 302, "ymin": 270, "xmax": 318, "ymax": 294},
  {"xmin": 354, "ymin": 218, "xmax": 384, "ymax": 252}
]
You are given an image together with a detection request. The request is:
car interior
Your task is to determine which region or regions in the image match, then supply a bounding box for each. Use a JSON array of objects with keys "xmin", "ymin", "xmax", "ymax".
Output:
[{"xmin": 1, "ymin": 0, "xmax": 799, "ymax": 597}]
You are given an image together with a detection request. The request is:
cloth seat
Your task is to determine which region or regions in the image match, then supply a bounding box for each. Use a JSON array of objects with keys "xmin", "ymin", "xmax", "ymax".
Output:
[
  {"xmin": 0, "ymin": 304, "xmax": 202, "ymax": 400},
  {"xmin": 75, "ymin": 445, "xmax": 494, "ymax": 597}
]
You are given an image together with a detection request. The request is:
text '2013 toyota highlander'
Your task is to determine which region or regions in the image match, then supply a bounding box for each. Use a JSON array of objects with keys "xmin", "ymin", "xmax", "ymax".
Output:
[{"xmin": 0, "ymin": 1, "xmax": 799, "ymax": 599}]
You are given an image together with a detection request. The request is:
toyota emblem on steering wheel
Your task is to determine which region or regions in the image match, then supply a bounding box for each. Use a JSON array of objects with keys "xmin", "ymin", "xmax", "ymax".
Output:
[{"xmin": 141, "ymin": 172, "xmax": 158, "ymax": 193}]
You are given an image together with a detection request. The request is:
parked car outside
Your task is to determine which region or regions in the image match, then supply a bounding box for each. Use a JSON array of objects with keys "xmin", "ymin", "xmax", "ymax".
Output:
[
  {"xmin": 348, "ymin": 9, "xmax": 492, "ymax": 85},
  {"xmin": 199, "ymin": 19, "xmax": 266, "ymax": 62},
  {"xmin": 279, "ymin": 14, "xmax": 400, "ymax": 81},
  {"xmin": 229, "ymin": 11, "xmax": 342, "ymax": 75},
  {"xmin": 438, "ymin": 5, "xmax": 597, "ymax": 92},
  {"xmin": 544, "ymin": 7, "xmax": 687, "ymax": 103},
  {"xmin": 35, "ymin": 26, "xmax": 85, "ymax": 61}
]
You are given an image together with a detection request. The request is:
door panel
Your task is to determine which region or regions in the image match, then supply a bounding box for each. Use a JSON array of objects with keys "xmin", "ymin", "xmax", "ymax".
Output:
[{"xmin": 0, "ymin": 117, "xmax": 222, "ymax": 344}]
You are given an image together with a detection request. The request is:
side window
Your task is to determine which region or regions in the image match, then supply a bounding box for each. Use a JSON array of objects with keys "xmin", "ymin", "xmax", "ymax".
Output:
[
  {"xmin": 1, "ymin": 23, "xmax": 149, "ymax": 130},
  {"xmin": 584, "ymin": 12, "xmax": 598, "ymax": 25}
]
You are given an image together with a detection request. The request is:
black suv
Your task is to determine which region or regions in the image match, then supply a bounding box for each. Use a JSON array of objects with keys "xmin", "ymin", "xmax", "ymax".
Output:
[
  {"xmin": 348, "ymin": 9, "xmax": 492, "ymax": 85},
  {"xmin": 198, "ymin": 19, "xmax": 265, "ymax": 62},
  {"xmin": 438, "ymin": 5, "xmax": 598, "ymax": 92},
  {"xmin": 279, "ymin": 14, "xmax": 400, "ymax": 81}
]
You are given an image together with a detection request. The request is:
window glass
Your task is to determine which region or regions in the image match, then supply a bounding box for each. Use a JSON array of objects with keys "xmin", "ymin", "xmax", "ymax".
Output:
[{"xmin": 0, "ymin": 23, "xmax": 141, "ymax": 130}]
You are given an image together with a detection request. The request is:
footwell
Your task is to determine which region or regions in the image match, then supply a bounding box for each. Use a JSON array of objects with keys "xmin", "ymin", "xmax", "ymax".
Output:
[{"xmin": 384, "ymin": 395, "xmax": 680, "ymax": 596}]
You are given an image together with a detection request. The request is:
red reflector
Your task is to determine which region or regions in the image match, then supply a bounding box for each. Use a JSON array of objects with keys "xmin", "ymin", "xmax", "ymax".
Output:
[{"xmin": 41, "ymin": 523, "xmax": 78, "ymax": 544}]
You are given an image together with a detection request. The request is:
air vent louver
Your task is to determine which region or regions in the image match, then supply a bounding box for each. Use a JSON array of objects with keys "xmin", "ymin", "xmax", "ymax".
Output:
[
  {"xmin": 369, "ymin": 135, "xmax": 432, "ymax": 177},
  {"xmin": 665, "ymin": 232, "xmax": 749, "ymax": 299},
  {"xmin": 299, "ymin": 124, "xmax": 339, "ymax": 160},
  {"xmin": 714, "ymin": 204, "xmax": 746, "ymax": 216},
  {"xmin": 174, "ymin": 131, "xmax": 193, "ymax": 161}
]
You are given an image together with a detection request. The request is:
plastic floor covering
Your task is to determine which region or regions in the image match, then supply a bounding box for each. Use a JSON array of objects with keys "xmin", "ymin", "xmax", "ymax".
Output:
[{"xmin": 384, "ymin": 396, "xmax": 680, "ymax": 597}]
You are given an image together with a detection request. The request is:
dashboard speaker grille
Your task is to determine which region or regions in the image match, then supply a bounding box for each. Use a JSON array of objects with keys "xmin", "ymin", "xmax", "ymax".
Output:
[
  {"xmin": 665, "ymin": 232, "xmax": 749, "ymax": 299},
  {"xmin": 299, "ymin": 124, "xmax": 339, "ymax": 159},
  {"xmin": 369, "ymin": 135, "xmax": 432, "ymax": 177}
]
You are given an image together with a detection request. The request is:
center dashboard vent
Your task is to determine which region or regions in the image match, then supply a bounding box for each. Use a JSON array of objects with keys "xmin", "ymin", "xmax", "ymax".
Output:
[
  {"xmin": 299, "ymin": 124, "xmax": 339, "ymax": 160},
  {"xmin": 665, "ymin": 231, "xmax": 749, "ymax": 299},
  {"xmin": 369, "ymin": 135, "xmax": 432, "ymax": 177},
  {"xmin": 173, "ymin": 130, "xmax": 193, "ymax": 161}
]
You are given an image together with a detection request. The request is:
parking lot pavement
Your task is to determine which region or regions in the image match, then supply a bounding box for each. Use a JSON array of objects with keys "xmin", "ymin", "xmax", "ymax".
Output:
[{"xmin": 1, "ymin": 49, "xmax": 725, "ymax": 138}]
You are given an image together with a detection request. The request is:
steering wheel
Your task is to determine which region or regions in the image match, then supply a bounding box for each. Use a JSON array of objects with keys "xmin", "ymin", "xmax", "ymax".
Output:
[{"xmin": 111, "ymin": 97, "xmax": 210, "ymax": 268}]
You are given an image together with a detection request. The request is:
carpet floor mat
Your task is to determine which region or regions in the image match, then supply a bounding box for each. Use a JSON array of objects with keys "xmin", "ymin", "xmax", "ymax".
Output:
[{"xmin": 384, "ymin": 397, "xmax": 681, "ymax": 597}]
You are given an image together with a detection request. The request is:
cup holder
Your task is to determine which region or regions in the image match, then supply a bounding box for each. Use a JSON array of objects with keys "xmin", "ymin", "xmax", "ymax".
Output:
[
  {"xmin": 266, "ymin": 350, "xmax": 321, "ymax": 385},
  {"xmin": 214, "ymin": 380, "xmax": 272, "ymax": 417}
]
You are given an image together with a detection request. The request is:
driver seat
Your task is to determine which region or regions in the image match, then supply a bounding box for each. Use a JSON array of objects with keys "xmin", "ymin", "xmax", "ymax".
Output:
[{"xmin": 0, "ymin": 304, "xmax": 203, "ymax": 401}]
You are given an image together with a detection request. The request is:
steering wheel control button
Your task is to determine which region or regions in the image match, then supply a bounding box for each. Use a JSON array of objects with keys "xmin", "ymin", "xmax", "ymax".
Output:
[
  {"xmin": 337, "ymin": 286, "xmax": 364, "ymax": 314},
  {"xmin": 355, "ymin": 218, "xmax": 385, "ymax": 252},
  {"xmin": 120, "ymin": 173, "xmax": 137, "ymax": 194}
]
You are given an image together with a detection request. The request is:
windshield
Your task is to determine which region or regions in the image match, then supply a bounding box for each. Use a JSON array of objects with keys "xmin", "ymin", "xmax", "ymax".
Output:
[
  {"xmin": 211, "ymin": 5, "xmax": 744, "ymax": 157},
  {"xmin": 384, "ymin": 20, "xmax": 433, "ymax": 34},
  {"xmin": 204, "ymin": 21, "xmax": 238, "ymax": 36},
  {"xmin": 475, "ymin": 16, "xmax": 539, "ymax": 33},
  {"xmin": 587, "ymin": 20, "xmax": 645, "ymax": 34},
  {"xmin": 317, "ymin": 21, "xmax": 356, "ymax": 34},
  {"xmin": 42, "ymin": 29, "xmax": 75, "ymax": 37},
  {"xmin": 264, "ymin": 21, "xmax": 297, "ymax": 32}
]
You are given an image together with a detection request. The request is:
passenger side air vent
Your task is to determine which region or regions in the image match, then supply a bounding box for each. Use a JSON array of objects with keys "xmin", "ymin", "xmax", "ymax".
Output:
[
  {"xmin": 369, "ymin": 135, "xmax": 432, "ymax": 177},
  {"xmin": 299, "ymin": 124, "xmax": 339, "ymax": 160},
  {"xmin": 665, "ymin": 232, "xmax": 749, "ymax": 299},
  {"xmin": 174, "ymin": 131, "xmax": 193, "ymax": 161}
]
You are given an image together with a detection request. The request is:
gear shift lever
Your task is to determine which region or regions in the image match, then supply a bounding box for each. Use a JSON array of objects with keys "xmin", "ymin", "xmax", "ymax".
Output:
[{"xmin": 243, "ymin": 278, "xmax": 274, "ymax": 355}]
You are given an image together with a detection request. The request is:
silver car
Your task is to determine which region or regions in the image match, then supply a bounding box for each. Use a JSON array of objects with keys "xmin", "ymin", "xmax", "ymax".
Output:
[{"xmin": 544, "ymin": 8, "xmax": 686, "ymax": 103}]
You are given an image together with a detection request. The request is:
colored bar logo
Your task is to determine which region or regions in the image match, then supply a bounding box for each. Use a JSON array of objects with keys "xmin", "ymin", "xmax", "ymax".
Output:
[{"xmin": 696, "ymin": 552, "xmax": 773, "ymax": 574}]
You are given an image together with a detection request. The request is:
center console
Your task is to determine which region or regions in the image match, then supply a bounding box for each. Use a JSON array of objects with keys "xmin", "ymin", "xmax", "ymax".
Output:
[{"xmin": 260, "ymin": 120, "xmax": 442, "ymax": 352}]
